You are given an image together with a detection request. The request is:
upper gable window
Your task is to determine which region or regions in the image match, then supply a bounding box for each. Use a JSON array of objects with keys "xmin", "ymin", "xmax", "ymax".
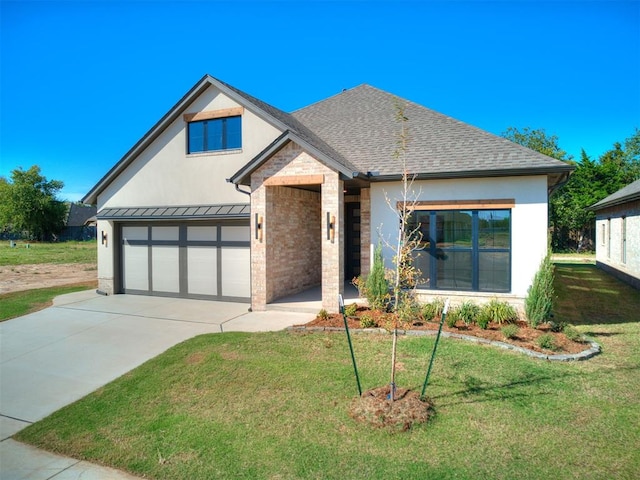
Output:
[
  {"xmin": 188, "ymin": 115, "xmax": 242, "ymax": 153},
  {"xmin": 184, "ymin": 107, "xmax": 244, "ymax": 154}
]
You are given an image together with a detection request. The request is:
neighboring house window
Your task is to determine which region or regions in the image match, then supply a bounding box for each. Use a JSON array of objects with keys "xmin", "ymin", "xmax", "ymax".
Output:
[
  {"xmin": 188, "ymin": 115, "xmax": 242, "ymax": 153},
  {"xmin": 408, "ymin": 209, "xmax": 511, "ymax": 292},
  {"xmin": 622, "ymin": 216, "xmax": 627, "ymax": 264}
]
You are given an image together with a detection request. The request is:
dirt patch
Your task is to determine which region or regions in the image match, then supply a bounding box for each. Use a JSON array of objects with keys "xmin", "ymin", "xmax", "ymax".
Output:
[
  {"xmin": 349, "ymin": 385, "xmax": 434, "ymax": 430},
  {"xmin": 0, "ymin": 263, "xmax": 97, "ymax": 294}
]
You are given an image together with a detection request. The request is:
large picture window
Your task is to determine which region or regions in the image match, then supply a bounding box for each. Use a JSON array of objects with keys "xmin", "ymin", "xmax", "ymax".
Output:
[
  {"xmin": 188, "ymin": 115, "xmax": 241, "ymax": 153},
  {"xmin": 408, "ymin": 209, "xmax": 511, "ymax": 292}
]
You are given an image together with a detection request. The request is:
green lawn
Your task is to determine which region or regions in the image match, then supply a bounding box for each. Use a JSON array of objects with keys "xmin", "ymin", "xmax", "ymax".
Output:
[
  {"xmin": 0, "ymin": 240, "xmax": 97, "ymax": 266},
  {"xmin": 15, "ymin": 263, "xmax": 640, "ymax": 479},
  {"xmin": 0, "ymin": 282, "xmax": 97, "ymax": 322}
]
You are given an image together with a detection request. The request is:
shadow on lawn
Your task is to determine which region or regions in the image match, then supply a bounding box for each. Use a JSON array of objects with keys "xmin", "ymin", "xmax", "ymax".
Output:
[
  {"xmin": 432, "ymin": 364, "xmax": 639, "ymax": 408},
  {"xmin": 554, "ymin": 262, "xmax": 640, "ymax": 326},
  {"xmin": 431, "ymin": 372, "xmax": 557, "ymax": 408}
]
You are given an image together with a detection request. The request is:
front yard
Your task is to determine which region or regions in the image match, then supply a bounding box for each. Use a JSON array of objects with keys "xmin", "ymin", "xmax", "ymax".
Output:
[{"xmin": 15, "ymin": 263, "xmax": 640, "ymax": 479}]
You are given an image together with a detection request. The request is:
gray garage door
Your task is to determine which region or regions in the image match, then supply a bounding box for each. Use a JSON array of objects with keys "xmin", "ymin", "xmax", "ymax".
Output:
[{"xmin": 120, "ymin": 222, "xmax": 250, "ymax": 302}]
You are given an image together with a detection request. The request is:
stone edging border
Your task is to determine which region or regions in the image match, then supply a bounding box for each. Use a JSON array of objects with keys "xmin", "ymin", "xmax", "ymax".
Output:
[{"xmin": 287, "ymin": 326, "xmax": 601, "ymax": 361}]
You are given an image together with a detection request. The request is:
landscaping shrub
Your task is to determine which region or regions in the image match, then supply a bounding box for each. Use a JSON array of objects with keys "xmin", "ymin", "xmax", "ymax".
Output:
[
  {"xmin": 344, "ymin": 303, "xmax": 358, "ymax": 317},
  {"xmin": 476, "ymin": 310, "xmax": 490, "ymax": 330},
  {"xmin": 421, "ymin": 297, "xmax": 444, "ymax": 321},
  {"xmin": 445, "ymin": 306, "xmax": 459, "ymax": 328},
  {"xmin": 359, "ymin": 313, "xmax": 376, "ymax": 329},
  {"xmin": 525, "ymin": 248, "xmax": 555, "ymax": 328},
  {"xmin": 318, "ymin": 309, "xmax": 329, "ymax": 321},
  {"xmin": 536, "ymin": 333, "xmax": 558, "ymax": 351},
  {"xmin": 501, "ymin": 324, "xmax": 519, "ymax": 340},
  {"xmin": 563, "ymin": 325, "xmax": 582, "ymax": 342},
  {"xmin": 458, "ymin": 300, "xmax": 479, "ymax": 326},
  {"xmin": 364, "ymin": 243, "xmax": 390, "ymax": 311},
  {"xmin": 549, "ymin": 320, "xmax": 567, "ymax": 333},
  {"xmin": 479, "ymin": 298, "xmax": 518, "ymax": 325}
]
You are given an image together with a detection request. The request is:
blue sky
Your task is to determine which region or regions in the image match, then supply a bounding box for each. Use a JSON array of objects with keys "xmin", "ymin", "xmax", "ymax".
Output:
[{"xmin": 1, "ymin": 0, "xmax": 639, "ymax": 202}]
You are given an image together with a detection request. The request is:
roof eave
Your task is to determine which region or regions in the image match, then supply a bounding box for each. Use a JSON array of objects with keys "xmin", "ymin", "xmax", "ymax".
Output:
[
  {"xmin": 590, "ymin": 192, "xmax": 640, "ymax": 211},
  {"xmin": 229, "ymin": 130, "xmax": 356, "ymax": 187},
  {"xmin": 367, "ymin": 165, "xmax": 574, "ymax": 183},
  {"xmin": 82, "ymin": 75, "xmax": 218, "ymax": 205}
]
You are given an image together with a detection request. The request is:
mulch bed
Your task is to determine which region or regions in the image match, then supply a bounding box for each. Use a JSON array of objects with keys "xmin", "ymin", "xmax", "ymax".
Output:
[
  {"xmin": 303, "ymin": 307, "xmax": 587, "ymax": 355},
  {"xmin": 348, "ymin": 385, "xmax": 435, "ymax": 430}
]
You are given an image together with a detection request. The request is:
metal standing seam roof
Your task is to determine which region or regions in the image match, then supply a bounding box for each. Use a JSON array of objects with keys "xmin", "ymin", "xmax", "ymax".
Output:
[
  {"xmin": 96, "ymin": 204, "xmax": 251, "ymax": 220},
  {"xmin": 590, "ymin": 179, "xmax": 640, "ymax": 210}
]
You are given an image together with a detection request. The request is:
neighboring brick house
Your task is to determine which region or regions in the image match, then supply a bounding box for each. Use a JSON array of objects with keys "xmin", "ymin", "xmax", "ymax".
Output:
[
  {"xmin": 83, "ymin": 75, "xmax": 573, "ymax": 312},
  {"xmin": 590, "ymin": 179, "xmax": 640, "ymax": 290}
]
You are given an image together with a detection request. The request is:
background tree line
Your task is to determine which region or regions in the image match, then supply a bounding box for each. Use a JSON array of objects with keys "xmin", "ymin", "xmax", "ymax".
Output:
[
  {"xmin": 0, "ymin": 165, "xmax": 67, "ymax": 241},
  {"xmin": 503, "ymin": 127, "xmax": 640, "ymax": 252}
]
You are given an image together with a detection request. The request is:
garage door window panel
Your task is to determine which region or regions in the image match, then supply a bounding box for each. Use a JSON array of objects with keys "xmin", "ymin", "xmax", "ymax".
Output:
[{"xmin": 122, "ymin": 226, "xmax": 149, "ymax": 291}]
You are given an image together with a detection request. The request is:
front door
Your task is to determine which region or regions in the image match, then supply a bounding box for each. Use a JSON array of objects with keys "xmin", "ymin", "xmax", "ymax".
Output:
[{"xmin": 344, "ymin": 202, "xmax": 361, "ymax": 281}]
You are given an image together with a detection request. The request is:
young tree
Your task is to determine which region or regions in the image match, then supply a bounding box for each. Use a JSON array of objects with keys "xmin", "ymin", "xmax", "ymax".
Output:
[
  {"xmin": 382, "ymin": 100, "xmax": 424, "ymax": 401},
  {"xmin": 0, "ymin": 165, "xmax": 67, "ymax": 240}
]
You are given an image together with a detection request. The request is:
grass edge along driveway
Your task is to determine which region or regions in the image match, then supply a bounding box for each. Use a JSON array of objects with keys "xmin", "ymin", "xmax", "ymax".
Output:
[{"xmin": 15, "ymin": 263, "xmax": 640, "ymax": 479}]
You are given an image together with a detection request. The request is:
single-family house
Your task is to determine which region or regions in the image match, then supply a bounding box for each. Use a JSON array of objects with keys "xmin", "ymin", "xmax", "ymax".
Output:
[
  {"xmin": 82, "ymin": 75, "xmax": 573, "ymax": 312},
  {"xmin": 590, "ymin": 179, "xmax": 640, "ymax": 289},
  {"xmin": 58, "ymin": 203, "xmax": 97, "ymax": 241}
]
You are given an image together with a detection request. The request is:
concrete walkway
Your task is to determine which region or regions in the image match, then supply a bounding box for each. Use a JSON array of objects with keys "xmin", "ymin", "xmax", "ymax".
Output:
[{"xmin": 1, "ymin": 290, "xmax": 314, "ymax": 480}]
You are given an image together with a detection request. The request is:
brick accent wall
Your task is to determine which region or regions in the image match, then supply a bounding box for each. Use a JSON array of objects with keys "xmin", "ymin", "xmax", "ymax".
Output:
[
  {"xmin": 265, "ymin": 186, "xmax": 321, "ymax": 301},
  {"xmin": 250, "ymin": 142, "xmax": 344, "ymax": 312}
]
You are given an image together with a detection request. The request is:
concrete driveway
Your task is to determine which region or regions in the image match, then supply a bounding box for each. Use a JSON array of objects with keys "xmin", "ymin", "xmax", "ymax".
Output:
[{"xmin": 0, "ymin": 290, "xmax": 311, "ymax": 479}]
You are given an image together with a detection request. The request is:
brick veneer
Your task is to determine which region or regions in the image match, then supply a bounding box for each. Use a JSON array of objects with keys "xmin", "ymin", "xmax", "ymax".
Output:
[{"xmin": 251, "ymin": 142, "xmax": 344, "ymax": 312}]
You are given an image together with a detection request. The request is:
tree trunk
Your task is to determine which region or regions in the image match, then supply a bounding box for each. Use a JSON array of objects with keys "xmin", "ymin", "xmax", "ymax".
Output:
[{"xmin": 390, "ymin": 328, "xmax": 397, "ymax": 402}]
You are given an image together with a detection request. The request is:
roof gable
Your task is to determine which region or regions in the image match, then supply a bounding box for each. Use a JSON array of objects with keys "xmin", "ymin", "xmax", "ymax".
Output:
[{"xmin": 83, "ymin": 75, "xmax": 356, "ymax": 204}]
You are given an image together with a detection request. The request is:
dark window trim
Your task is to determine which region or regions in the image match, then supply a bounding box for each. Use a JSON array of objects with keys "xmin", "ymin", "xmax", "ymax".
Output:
[
  {"xmin": 409, "ymin": 208, "xmax": 512, "ymax": 293},
  {"xmin": 187, "ymin": 115, "xmax": 242, "ymax": 154}
]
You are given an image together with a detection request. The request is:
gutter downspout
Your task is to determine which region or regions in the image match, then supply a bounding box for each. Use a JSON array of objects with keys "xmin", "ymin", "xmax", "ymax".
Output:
[
  {"xmin": 226, "ymin": 178, "xmax": 251, "ymax": 196},
  {"xmin": 227, "ymin": 178, "xmax": 253, "ymax": 312}
]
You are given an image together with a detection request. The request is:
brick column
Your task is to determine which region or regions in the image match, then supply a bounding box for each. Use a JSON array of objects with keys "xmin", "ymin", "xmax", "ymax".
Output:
[
  {"xmin": 321, "ymin": 173, "xmax": 344, "ymax": 312},
  {"xmin": 250, "ymin": 177, "xmax": 267, "ymax": 311}
]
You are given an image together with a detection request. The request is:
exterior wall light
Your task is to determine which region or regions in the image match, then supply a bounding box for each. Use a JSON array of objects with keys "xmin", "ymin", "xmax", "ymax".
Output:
[
  {"xmin": 327, "ymin": 212, "xmax": 335, "ymax": 242},
  {"xmin": 255, "ymin": 213, "xmax": 263, "ymax": 242},
  {"xmin": 101, "ymin": 231, "xmax": 108, "ymax": 246}
]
